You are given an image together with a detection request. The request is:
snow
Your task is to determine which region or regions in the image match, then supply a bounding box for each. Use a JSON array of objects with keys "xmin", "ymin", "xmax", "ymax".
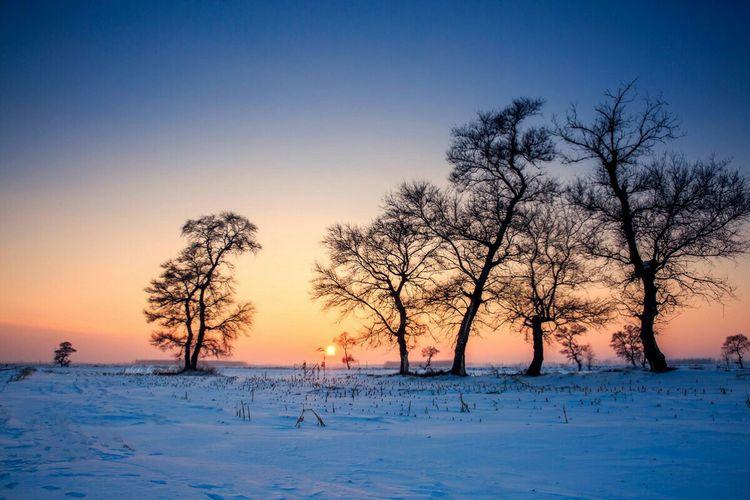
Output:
[{"xmin": 1, "ymin": 366, "xmax": 748, "ymax": 499}]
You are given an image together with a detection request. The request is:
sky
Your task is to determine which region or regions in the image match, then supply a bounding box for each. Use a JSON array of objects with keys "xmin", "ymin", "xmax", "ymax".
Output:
[{"xmin": 1, "ymin": 0, "xmax": 749, "ymax": 365}]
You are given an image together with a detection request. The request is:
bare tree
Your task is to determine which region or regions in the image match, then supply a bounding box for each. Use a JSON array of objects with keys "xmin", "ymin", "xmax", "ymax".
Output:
[
  {"xmin": 494, "ymin": 200, "xmax": 612, "ymax": 376},
  {"xmin": 421, "ymin": 346, "xmax": 440, "ymax": 371},
  {"xmin": 312, "ymin": 211, "xmax": 439, "ymax": 375},
  {"xmin": 145, "ymin": 247, "xmax": 201, "ymax": 371},
  {"xmin": 610, "ymin": 324, "xmax": 646, "ymax": 368},
  {"xmin": 721, "ymin": 334, "xmax": 749, "ymax": 368},
  {"xmin": 554, "ymin": 325, "xmax": 588, "ymax": 371},
  {"xmin": 393, "ymin": 99, "xmax": 555, "ymax": 375},
  {"xmin": 53, "ymin": 341, "xmax": 76, "ymax": 367},
  {"xmin": 557, "ymin": 82, "xmax": 750, "ymax": 371},
  {"xmin": 335, "ymin": 332, "xmax": 357, "ymax": 369},
  {"xmin": 145, "ymin": 212, "xmax": 260, "ymax": 371},
  {"xmin": 182, "ymin": 213, "xmax": 260, "ymax": 369}
]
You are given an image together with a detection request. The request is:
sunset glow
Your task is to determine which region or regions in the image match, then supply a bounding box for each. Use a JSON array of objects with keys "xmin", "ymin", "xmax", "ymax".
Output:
[
  {"xmin": 0, "ymin": 2, "xmax": 748, "ymax": 367},
  {"xmin": 2, "ymin": 2, "xmax": 749, "ymax": 498}
]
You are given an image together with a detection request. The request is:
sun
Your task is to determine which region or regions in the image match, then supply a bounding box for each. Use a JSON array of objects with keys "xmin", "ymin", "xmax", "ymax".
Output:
[{"xmin": 325, "ymin": 345, "xmax": 336, "ymax": 356}]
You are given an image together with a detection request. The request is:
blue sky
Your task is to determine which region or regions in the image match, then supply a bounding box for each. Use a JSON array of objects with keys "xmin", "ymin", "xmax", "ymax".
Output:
[
  {"xmin": 2, "ymin": 0, "xmax": 749, "ymax": 188},
  {"xmin": 1, "ymin": 1, "xmax": 749, "ymax": 362}
]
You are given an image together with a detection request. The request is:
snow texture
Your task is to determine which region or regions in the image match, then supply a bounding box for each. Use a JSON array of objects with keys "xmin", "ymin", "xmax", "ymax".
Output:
[{"xmin": 1, "ymin": 366, "xmax": 748, "ymax": 499}]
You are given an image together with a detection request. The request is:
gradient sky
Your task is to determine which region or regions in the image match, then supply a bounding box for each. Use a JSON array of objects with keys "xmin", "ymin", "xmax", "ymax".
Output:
[{"xmin": 1, "ymin": 1, "xmax": 749, "ymax": 365}]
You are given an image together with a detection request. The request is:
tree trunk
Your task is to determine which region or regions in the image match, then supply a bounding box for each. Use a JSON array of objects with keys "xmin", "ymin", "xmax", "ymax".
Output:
[
  {"xmin": 190, "ymin": 325, "xmax": 205, "ymax": 370},
  {"xmin": 575, "ymin": 358, "xmax": 582, "ymax": 371},
  {"xmin": 451, "ymin": 295, "xmax": 481, "ymax": 376},
  {"xmin": 190, "ymin": 287, "xmax": 208, "ymax": 370},
  {"xmin": 396, "ymin": 330, "xmax": 410, "ymax": 375},
  {"xmin": 183, "ymin": 303, "xmax": 193, "ymax": 372},
  {"xmin": 183, "ymin": 342, "xmax": 192, "ymax": 371},
  {"xmin": 738, "ymin": 354, "xmax": 744, "ymax": 369},
  {"xmin": 190, "ymin": 327, "xmax": 205, "ymax": 370},
  {"xmin": 526, "ymin": 318, "xmax": 544, "ymax": 376},
  {"xmin": 391, "ymin": 299, "xmax": 411, "ymax": 375},
  {"xmin": 450, "ymin": 203, "xmax": 515, "ymax": 377},
  {"xmin": 605, "ymin": 164, "xmax": 670, "ymax": 373},
  {"xmin": 640, "ymin": 278, "xmax": 669, "ymax": 372}
]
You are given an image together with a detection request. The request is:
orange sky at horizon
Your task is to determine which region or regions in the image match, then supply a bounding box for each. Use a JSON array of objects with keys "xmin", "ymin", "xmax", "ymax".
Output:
[{"xmin": 1, "ymin": 157, "xmax": 748, "ymax": 366}]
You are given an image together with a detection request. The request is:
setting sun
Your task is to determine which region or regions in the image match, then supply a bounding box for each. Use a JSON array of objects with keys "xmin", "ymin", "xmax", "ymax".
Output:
[{"xmin": 325, "ymin": 345, "xmax": 336, "ymax": 356}]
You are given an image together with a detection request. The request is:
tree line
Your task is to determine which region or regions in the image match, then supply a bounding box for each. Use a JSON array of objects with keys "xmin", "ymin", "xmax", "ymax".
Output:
[
  {"xmin": 311, "ymin": 82, "xmax": 750, "ymax": 376},
  {"xmin": 141, "ymin": 83, "xmax": 749, "ymax": 375}
]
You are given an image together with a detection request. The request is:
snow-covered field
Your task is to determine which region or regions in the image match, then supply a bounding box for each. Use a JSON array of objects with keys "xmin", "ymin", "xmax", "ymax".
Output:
[{"xmin": 1, "ymin": 366, "xmax": 748, "ymax": 499}]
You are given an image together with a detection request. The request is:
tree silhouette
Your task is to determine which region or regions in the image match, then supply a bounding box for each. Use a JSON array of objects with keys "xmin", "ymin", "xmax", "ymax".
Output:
[
  {"xmin": 334, "ymin": 332, "xmax": 357, "ymax": 369},
  {"xmin": 610, "ymin": 325, "xmax": 646, "ymax": 368},
  {"xmin": 493, "ymin": 200, "xmax": 612, "ymax": 376},
  {"xmin": 312, "ymin": 211, "xmax": 439, "ymax": 375},
  {"xmin": 145, "ymin": 212, "xmax": 260, "ymax": 371},
  {"xmin": 557, "ymin": 82, "xmax": 750, "ymax": 372},
  {"xmin": 53, "ymin": 341, "xmax": 76, "ymax": 367},
  {"xmin": 555, "ymin": 325, "xmax": 588, "ymax": 371},
  {"xmin": 145, "ymin": 247, "xmax": 201, "ymax": 371},
  {"xmin": 721, "ymin": 334, "xmax": 749, "ymax": 368},
  {"xmin": 421, "ymin": 346, "xmax": 440, "ymax": 370},
  {"xmin": 392, "ymin": 99, "xmax": 555, "ymax": 375}
]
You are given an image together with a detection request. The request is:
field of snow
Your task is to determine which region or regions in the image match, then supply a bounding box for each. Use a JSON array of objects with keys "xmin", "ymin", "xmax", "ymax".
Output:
[{"xmin": 1, "ymin": 365, "xmax": 749, "ymax": 499}]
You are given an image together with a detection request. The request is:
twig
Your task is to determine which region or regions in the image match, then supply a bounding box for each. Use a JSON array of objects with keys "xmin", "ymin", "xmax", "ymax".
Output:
[
  {"xmin": 295, "ymin": 407, "xmax": 326, "ymax": 428},
  {"xmin": 459, "ymin": 393, "xmax": 470, "ymax": 413}
]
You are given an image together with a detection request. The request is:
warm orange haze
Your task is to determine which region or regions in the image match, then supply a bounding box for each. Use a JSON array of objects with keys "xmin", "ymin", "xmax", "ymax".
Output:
[{"xmin": 1, "ymin": 151, "xmax": 748, "ymax": 366}]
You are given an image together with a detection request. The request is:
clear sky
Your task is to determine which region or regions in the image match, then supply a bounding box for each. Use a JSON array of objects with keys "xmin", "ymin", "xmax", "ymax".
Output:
[{"xmin": 1, "ymin": 0, "xmax": 749, "ymax": 365}]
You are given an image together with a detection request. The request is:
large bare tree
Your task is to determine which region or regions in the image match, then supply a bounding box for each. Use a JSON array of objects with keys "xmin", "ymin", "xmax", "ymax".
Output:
[
  {"xmin": 145, "ymin": 247, "xmax": 201, "ymax": 371},
  {"xmin": 182, "ymin": 213, "xmax": 261, "ymax": 369},
  {"xmin": 394, "ymin": 99, "xmax": 555, "ymax": 375},
  {"xmin": 493, "ymin": 201, "xmax": 612, "ymax": 376},
  {"xmin": 145, "ymin": 212, "xmax": 261, "ymax": 371},
  {"xmin": 312, "ymin": 211, "xmax": 439, "ymax": 375},
  {"xmin": 557, "ymin": 83, "xmax": 750, "ymax": 371}
]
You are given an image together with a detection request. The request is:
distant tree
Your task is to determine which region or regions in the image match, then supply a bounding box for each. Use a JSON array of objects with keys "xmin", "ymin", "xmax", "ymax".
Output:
[
  {"xmin": 721, "ymin": 334, "xmax": 749, "ymax": 368},
  {"xmin": 495, "ymin": 200, "xmax": 612, "ymax": 376},
  {"xmin": 557, "ymin": 82, "xmax": 750, "ymax": 372},
  {"xmin": 335, "ymin": 332, "xmax": 358, "ymax": 369},
  {"xmin": 340, "ymin": 354, "xmax": 355, "ymax": 369},
  {"xmin": 145, "ymin": 212, "xmax": 260, "ymax": 371},
  {"xmin": 610, "ymin": 325, "xmax": 646, "ymax": 368},
  {"xmin": 53, "ymin": 341, "xmax": 76, "ymax": 367},
  {"xmin": 312, "ymin": 211, "xmax": 439, "ymax": 375},
  {"xmin": 555, "ymin": 325, "xmax": 588, "ymax": 371},
  {"xmin": 583, "ymin": 345, "xmax": 595, "ymax": 371},
  {"xmin": 421, "ymin": 346, "xmax": 440, "ymax": 370},
  {"xmin": 393, "ymin": 99, "xmax": 556, "ymax": 375},
  {"xmin": 720, "ymin": 349, "xmax": 732, "ymax": 370}
]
